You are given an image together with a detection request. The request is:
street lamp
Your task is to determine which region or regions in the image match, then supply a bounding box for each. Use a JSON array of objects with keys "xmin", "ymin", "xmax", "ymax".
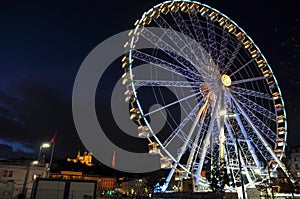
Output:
[
  {"xmin": 32, "ymin": 160, "xmax": 39, "ymax": 165},
  {"xmin": 38, "ymin": 143, "xmax": 50, "ymax": 164},
  {"xmin": 41, "ymin": 143, "xmax": 50, "ymax": 148}
]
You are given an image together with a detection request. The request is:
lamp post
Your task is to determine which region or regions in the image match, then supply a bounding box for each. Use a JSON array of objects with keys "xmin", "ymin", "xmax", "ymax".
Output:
[{"xmin": 38, "ymin": 143, "xmax": 50, "ymax": 165}]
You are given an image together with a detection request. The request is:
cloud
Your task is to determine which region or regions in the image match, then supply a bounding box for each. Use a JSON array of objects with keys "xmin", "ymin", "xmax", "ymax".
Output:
[
  {"xmin": 0, "ymin": 76, "xmax": 83, "ymax": 159},
  {"xmin": 0, "ymin": 143, "xmax": 34, "ymax": 160},
  {"xmin": 0, "ymin": 139, "xmax": 34, "ymax": 153}
]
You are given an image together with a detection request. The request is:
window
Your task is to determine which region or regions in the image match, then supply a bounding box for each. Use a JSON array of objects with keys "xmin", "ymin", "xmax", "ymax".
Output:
[
  {"xmin": 294, "ymin": 157, "xmax": 297, "ymax": 161},
  {"xmin": 2, "ymin": 170, "xmax": 13, "ymax": 178},
  {"xmin": 295, "ymin": 164, "xmax": 299, "ymax": 170}
]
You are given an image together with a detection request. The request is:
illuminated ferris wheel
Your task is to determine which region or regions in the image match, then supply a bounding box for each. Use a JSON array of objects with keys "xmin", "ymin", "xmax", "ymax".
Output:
[{"xmin": 121, "ymin": 0, "xmax": 292, "ymax": 192}]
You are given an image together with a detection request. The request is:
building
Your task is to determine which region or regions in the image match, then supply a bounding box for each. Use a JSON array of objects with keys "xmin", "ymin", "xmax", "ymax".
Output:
[
  {"xmin": 120, "ymin": 178, "xmax": 148, "ymax": 195},
  {"xmin": 66, "ymin": 151, "xmax": 93, "ymax": 166},
  {"xmin": 285, "ymin": 145, "xmax": 300, "ymax": 193},
  {"xmin": 0, "ymin": 162, "xmax": 48, "ymax": 199},
  {"xmin": 288, "ymin": 146, "xmax": 300, "ymax": 179},
  {"xmin": 97, "ymin": 177, "xmax": 116, "ymax": 192},
  {"xmin": 268, "ymin": 145, "xmax": 300, "ymax": 193}
]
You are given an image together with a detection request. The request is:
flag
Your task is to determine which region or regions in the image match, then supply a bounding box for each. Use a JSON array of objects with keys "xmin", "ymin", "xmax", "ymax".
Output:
[{"xmin": 50, "ymin": 133, "xmax": 57, "ymax": 144}]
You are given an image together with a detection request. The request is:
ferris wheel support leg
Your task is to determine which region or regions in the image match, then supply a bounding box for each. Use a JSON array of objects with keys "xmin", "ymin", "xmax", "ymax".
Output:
[
  {"xmin": 237, "ymin": 142, "xmax": 253, "ymax": 185},
  {"xmin": 186, "ymin": 112, "xmax": 207, "ymax": 173},
  {"xmin": 162, "ymin": 167, "xmax": 176, "ymax": 192},
  {"xmin": 186, "ymin": 100, "xmax": 209, "ymax": 173},
  {"xmin": 235, "ymin": 114, "xmax": 261, "ymax": 168},
  {"xmin": 224, "ymin": 121, "xmax": 240, "ymax": 186},
  {"xmin": 195, "ymin": 96, "xmax": 219, "ymax": 185},
  {"xmin": 228, "ymin": 91, "xmax": 295, "ymax": 184},
  {"xmin": 162, "ymin": 98, "xmax": 209, "ymax": 192},
  {"xmin": 224, "ymin": 120, "xmax": 254, "ymax": 186}
]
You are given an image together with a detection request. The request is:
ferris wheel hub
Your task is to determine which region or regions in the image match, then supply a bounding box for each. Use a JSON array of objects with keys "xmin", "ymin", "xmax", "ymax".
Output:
[{"xmin": 221, "ymin": 74, "xmax": 232, "ymax": 87}]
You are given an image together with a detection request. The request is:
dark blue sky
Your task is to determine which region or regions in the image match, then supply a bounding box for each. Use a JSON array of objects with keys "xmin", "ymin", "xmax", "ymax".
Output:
[{"xmin": 0, "ymin": 0, "xmax": 299, "ymax": 160}]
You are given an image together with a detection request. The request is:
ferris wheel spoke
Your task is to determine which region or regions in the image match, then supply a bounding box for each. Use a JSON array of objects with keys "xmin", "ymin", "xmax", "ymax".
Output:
[
  {"xmin": 226, "ymin": 117, "xmax": 270, "ymax": 166},
  {"xmin": 164, "ymin": 97, "xmax": 209, "ymax": 151},
  {"xmin": 232, "ymin": 92, "xmax": 276, "ymax": 121},
  {"xmin": 239, "ymin": 117, "xmax": 273, "ymax": 163},
  {"xmin": 229, "ymin": 115, "xmax": 261, "ymax": 168},
  {"xmin": 207, "ymin": 17, "xmax": 218, "ymax": 63},
  {"xmin": 230, "ymin": 58, "xmax": 256, "ymax": 77},
  {"xmin": 232, "ymin": 110, "xmax": 274, "ymax": 163},
  {"xmin": 222, "ymin": 42, "xmax": 243, "ymax": 74},
  {"xmin": 231, "ymin": 76, "xmax": 265, "ymax": 85},
  {"xmin": 188, "ymin": 8, "xmax": 209, "ymax": 51},
  {"xmin": 241, "ymin": 108, "xmax": 277, "ymax": 144},
  {"xmin": 169, "ymin": 11, "xmax": 209, "ymax": 70},
  {"xmin": 232, "ymin": 95, "xmax": 278, "ymax": 143},
  {"xmin": 176, "ymin": 98, "xmax": 209, "ymax": 161},
  {"xmin": 230, "ymin": 86, "xmax": 272, "ymax": 100},
  {"xmin": 152, "ymin": 16, "xmax": 196, "ymax": 63},
  {"xmin": 152, "ymin": 17, "xmax": 209, "ymax": 76},
  {"xmin": 133, "ymin": 80, "xmax": 202, "ymax": 88},
  {"xmin": 228, "ymin": 91, "xmax": 293, "ymax": 181},
  {"xmin": 140, "ymin": 28, "xmax": 203, "ymax": 79},
  {"xmin": 164, "ymin": 12, "xmax": 199, "ymax": 63},
  {"xmin": 163, "ymin": 101, "xmax": 202, "ymax": 147},
  {"xmin": 217, "ymin": 27, "xmax": 230, "ymax": 71},
  {"xmin": 144, "ymin": 91, "xmax": 201, "ymax": 117},
  {"xmin": 131, "ymin": 50, "xmax": 199, "ymax": 81},
  {"xmin": 230, "ymin": 93, "xmax": 272, "ymax": 161}
]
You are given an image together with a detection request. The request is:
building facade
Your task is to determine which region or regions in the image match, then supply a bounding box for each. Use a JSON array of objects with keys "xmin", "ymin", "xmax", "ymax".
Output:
[
  {"xmin": 0, "ymin": 163, "xmax": 48, "ymax": 199},
  {"xmin": 288, "ymin": 146, "xmax": 300, "ymax": 179},
  {"xmin": 66, "ymin": 151, "xmax": 93, "ymax": 166},
  {"xmin": 120, "ymin": 178, "xmax": 147, "ymax": 195}
]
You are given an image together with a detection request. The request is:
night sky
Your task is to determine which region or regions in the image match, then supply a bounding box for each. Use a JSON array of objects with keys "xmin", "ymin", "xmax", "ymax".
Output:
[{"xmin": 0, "ymin": 0, "xmax": 299, "ymax": 161}]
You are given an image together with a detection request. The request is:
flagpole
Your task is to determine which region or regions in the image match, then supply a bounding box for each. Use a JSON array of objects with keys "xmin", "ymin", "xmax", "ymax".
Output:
[
  {"xmin": 46, "ymin": 142, "xmax": 54, "ymax": 177},
  {"xmin": 47, "ymin": 132, "xmax": 56, "ymax": 177}
]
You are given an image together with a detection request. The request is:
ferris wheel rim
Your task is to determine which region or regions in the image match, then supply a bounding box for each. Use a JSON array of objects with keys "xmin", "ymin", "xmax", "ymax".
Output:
[
  {"xmin": 131, "ymin": 0, "xmax": 287, "ymax": 161},
  {"xmin": 124, "ymin": 0, "xmax": 289, "ymax": 190}
]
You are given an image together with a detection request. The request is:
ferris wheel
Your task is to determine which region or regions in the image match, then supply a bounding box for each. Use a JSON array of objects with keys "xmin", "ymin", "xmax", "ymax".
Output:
[{"xmin": 122, "ymin": 0, "xmax": 292, "ymax": 192}]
